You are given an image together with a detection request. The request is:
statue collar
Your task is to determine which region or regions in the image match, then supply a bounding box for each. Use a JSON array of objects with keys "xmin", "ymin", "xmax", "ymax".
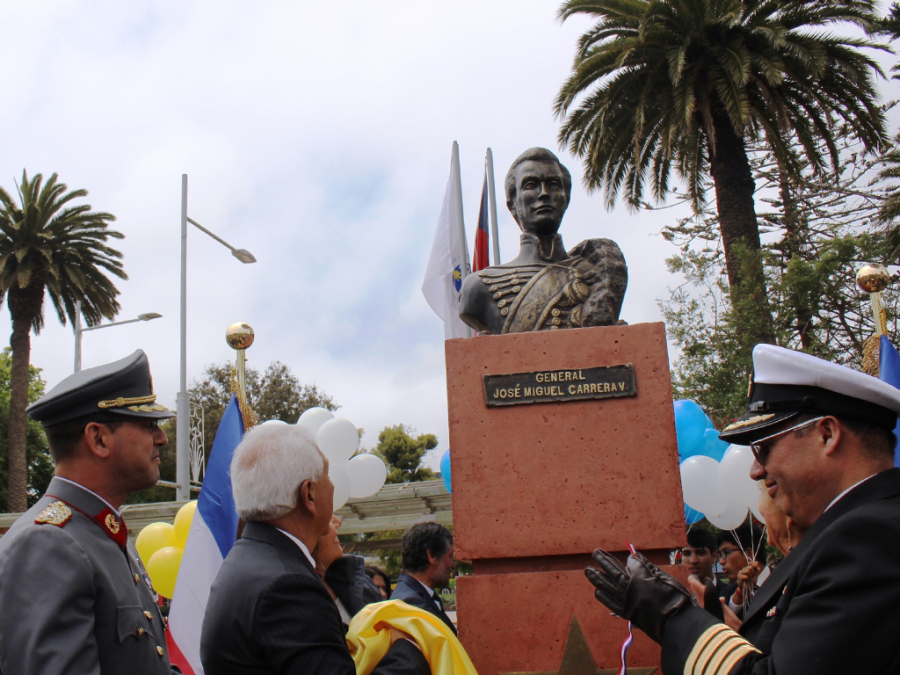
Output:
[{"xmin": 517, "ymin": 233, "xmax": 567, "ymax": 264}]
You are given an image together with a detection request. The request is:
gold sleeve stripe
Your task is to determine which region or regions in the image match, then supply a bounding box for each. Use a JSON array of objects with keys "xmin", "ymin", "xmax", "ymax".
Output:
[
  {"xmin": 684, "ymin": 624, "xmax": 760, "ymax": 675},
  {"xmin": 718, "ymin": 644, "xmax": 761, "ymax": 675}
]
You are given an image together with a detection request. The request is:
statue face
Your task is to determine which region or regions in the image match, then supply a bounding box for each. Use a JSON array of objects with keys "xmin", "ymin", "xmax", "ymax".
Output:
[{"xmin": 510, "ymin": 160, "xmax": 568, "ymax": 236}]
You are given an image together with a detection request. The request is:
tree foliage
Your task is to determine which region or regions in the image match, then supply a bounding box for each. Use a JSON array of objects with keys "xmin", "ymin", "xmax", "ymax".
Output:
[
  {"xmin": 555, "ymin": 0, "xmax": 888, "ymax": 347},
  {"xmin": 189, "ymin": 360, "xmax": 338, "ymax": 460},
  {"xmin": 128, "ymin": 360, "xmax": 338, "ymax": 504},
  {"xmin": 371, "ymin": 425, "xmax": 437, "ymax": 484},
  {"xmin": 0, "ymin": 171, "xmax": 125, "ymax": 510},
  {"xmin": 662, "ymin": 131, "xmax": 900, "ymax": 427}
]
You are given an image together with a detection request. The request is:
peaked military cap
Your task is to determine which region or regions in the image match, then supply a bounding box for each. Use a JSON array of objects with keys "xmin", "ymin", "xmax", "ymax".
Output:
[
  {"xmin": 719, "ymin": 344, "xmax": 900, "ymax": 445},
  {"xmin": 27, "ymin": 350, "xmax": 174, "ymax": 428}
]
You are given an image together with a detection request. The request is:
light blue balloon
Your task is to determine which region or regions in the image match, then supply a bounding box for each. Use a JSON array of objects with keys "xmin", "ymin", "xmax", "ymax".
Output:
[
  {"xmin": 693, "ymin": 428, "xmax": 729, "ymax": 462},
  {"xmin": 685, "ymin": 503, "xmax": 704, "ymax": 525},
  {"xmin": 440, "ymin": 449, "xmax": 452, "ymax": 494},
  {"xmin": 674, "ymin": 400, "xmax": 710, "ymax": 460}
]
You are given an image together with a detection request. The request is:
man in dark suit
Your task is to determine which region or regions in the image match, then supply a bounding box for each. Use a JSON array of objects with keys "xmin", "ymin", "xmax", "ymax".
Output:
[
  {"xmin": 584, "ymin": 344, "xmax": 900, "ymax": 674},
  {"xmin": 392, "ymin": 523, "xmax": 458, "ymax": 635},
  {"xmin": 200, "ymin": 423, "xmax": 428, "ymax": 675}
]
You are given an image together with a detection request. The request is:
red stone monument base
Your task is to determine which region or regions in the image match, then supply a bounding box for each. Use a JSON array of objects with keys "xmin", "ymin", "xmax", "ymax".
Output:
[
  {"xmin": 445, "ymin": 323, "xmax": 686, "ymax": 674},
  {"xmin": 456, "ymin": 565, "xmax": 689, "ymax": 674}
]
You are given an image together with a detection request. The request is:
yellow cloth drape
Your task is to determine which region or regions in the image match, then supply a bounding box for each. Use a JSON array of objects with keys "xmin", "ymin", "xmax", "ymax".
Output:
[{"xmin": 346, "ymin": 599, "xmax": 478, "ymax": 675}]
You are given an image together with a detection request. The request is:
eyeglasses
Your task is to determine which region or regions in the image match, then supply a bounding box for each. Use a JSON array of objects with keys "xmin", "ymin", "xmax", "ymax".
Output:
[
  {"xmin": 717, "ymin": 547, "xmax": 741, "ymax": 561},
  {"xmin": 749, "ymin": 416, "xmax": 824, "ymax": 465}
]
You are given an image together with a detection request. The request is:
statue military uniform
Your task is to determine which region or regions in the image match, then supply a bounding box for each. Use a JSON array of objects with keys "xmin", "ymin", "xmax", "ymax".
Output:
[
  {"xmin": 0, "ymin": 350, "xmax": 178, "ymax": 675},
  {"xmin": 459, "ymin": 147, "xmax": 627, "ymax": 335}
]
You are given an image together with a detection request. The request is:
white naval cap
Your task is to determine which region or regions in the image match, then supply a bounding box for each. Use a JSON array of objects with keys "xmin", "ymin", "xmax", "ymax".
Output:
[{"xmin": 719, "ymin": 344, "xmax": 900, "ymax": 444}]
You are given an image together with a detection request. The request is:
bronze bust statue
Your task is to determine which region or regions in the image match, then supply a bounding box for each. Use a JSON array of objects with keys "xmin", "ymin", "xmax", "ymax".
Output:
[{"xmin": 459, "ymin": 148, "xmax": 627, "ymax": 335}]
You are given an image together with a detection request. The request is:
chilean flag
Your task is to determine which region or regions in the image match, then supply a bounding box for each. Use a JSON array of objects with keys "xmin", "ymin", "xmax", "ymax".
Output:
[
  {"xmin": 168, "ymin": 395, "xmax": 245, "ymax": 674},
  {"xmin": 472, "ymin": 172, "xmax": 490, "ymax": 273}
]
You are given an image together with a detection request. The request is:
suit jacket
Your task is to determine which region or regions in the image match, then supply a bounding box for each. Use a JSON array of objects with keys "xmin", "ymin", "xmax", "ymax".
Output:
[
  {"xmin": 392, "ymin": 573, "xmax": 457, "ymax": 635},
  {"xmin": 662, "ymin": 468, "xmax": 900, "ymax": 675},
  {"xmin": 200, "ymin": 522, "xmax": 429, "ymax": 675},
  {"xmin": 324, "ymin": 554, "xmax": 384, "ymax": 621},
  {"xmin": 0, "ymin": 477, "xmax": 174, "ymax": 675}
]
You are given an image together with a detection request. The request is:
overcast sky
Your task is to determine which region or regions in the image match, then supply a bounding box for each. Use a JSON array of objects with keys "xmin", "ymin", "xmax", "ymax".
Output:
[{"xmin": 1, "ymin": 2, "xmax": 897, "ymax": 468}]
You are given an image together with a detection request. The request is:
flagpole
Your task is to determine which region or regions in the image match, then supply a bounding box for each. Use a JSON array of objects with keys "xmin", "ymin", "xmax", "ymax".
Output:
[
  {"xmin": 451, "ymin": 141, "xmax": 468, "ymax": 282},
  {"xmin": 486, "ymin": 148, "xmax": 501, "ymax": 265}
]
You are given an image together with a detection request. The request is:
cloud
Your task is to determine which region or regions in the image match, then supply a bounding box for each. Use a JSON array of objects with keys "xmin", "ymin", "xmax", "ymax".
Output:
[{"xmin": 5, "ymin": 1, "xmax": 892, "ymax": 467}]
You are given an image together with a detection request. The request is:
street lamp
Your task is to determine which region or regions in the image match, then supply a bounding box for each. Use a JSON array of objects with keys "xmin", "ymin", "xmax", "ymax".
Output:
[
  {"xmin": 73, "ymin": 300, "xmax": 162, "ymax": 372},
  {"xmin": 178, "ymin": 174, "xmax": 256, "ymax": 500}
]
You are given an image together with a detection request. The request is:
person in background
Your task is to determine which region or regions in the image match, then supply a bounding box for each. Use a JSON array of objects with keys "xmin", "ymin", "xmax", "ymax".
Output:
[
  {"xmin": 716, "ymin": 525, "xmax": 766, "ymax": 619},
  {"xmin": 757, "ymin": 484, "xmax": 807, "ymax": 556},
  {"xmin": 682, "ymin": 528, "xmax": 720, "ymax": 588},
  {"xmin": 313, "ymin": 515, "xmax": 384, "ymax": 631},
  {"xmin": 366, "ymin": 566, "xmax": 393, "ymax": 600},
  {"xmin": 392, "ymin": 523, "xmax": 457, "ymax": 635}
]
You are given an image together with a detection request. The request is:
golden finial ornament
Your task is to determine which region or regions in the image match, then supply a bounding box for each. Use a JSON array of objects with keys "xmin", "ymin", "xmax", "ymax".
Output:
[
  {"xmin": 857, "ymin": 264, "xmax": 891, "ymax": 375},
  {"xmin": 225, "ymin": 322, "xmax": 255, "ymax": 350},
  {"xmin": 226, "ymin": 322, "xmax": 257, "ymax": 428}
]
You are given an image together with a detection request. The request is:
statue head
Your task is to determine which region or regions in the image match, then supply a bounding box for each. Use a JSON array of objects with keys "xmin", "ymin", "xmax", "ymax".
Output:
[{"xmin": 505, "ymin": 147, "xmax": 572, "ymax": 237}]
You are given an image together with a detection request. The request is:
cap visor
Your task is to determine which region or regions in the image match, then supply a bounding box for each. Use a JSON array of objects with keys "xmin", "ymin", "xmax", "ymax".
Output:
[
  {"xmin": 718, "ymin": 411, "xmax": 799, "ymax": 445},
  {"xmin": 106, "ymin": 406, "xmax": 176, "ymax": 421}
]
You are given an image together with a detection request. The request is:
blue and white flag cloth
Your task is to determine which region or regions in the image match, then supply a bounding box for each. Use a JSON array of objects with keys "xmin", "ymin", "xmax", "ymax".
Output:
[
  {"xmin": 422, "ymin": 142, "xmax": 473, "ymax": 339},
  {"xmin": 878, "ymin": 334, "xmax": 900, "ymax": 467},
  {"xmin": 168, "ymin": 395, "xmax": 245, "ymax": 674}
]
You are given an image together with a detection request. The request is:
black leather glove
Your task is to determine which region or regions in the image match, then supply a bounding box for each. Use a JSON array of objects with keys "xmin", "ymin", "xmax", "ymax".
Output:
[{"xmin": 585, "ymin": 549, "xmax": 691, "ymax": 643}]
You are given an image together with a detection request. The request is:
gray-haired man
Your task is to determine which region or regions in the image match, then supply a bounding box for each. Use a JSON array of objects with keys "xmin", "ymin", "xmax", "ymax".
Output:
[{"xmin": 201, "ymin": 422, "xmax": 428, "ymax": 674}]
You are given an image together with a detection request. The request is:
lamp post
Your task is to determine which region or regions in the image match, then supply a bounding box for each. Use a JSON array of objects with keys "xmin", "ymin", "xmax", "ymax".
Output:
[
  {"xmin": 73, "ymin": 300, "xmax": 162, "ymax": 372},
  {"xmin": 178, "ymin": 174, "xmax": 256, "ymax": 500}
]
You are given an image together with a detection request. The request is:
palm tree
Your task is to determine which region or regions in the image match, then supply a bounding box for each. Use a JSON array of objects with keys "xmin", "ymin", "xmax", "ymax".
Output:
[
  {"xmin": 555, "ymin": 0, "xmax": 888, "ymax": 344},
  {"xmin": 0, "ymin": 171, "xmax": 126, "ymax": 511}
]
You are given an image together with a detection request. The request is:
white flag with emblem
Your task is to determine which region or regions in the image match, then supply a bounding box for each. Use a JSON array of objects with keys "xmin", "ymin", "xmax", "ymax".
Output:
[{"xmin": 422, "ymin": 141, "xmax": 473, "ymax": 339}]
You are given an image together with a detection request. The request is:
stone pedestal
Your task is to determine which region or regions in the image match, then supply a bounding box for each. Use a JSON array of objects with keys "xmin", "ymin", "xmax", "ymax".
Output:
[{"xmin": 445, "ymin": 323, "xmax": 686, "ymax": 674}]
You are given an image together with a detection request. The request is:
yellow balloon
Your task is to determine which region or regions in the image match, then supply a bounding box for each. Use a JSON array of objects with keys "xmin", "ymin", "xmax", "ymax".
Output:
[
  {"xmin": 147, "ymin": 546, "xmax": 183, "ymax": 599},
  {"xmin": 174, "ymin": 501, "xmax": 198, "ymax": 547},
  {"xmin": 135, "ymin": 522, "xmax": 176, "ymax": 567}
]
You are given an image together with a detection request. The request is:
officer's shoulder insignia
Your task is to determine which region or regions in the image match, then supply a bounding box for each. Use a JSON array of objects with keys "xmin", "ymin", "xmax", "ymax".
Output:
[{"xmin": 34, "ymin": 501, "xmax": 72, "ymax": 527}]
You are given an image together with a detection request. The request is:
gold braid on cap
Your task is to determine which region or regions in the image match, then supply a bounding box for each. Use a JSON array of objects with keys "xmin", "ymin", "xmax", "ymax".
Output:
[{"xmin": 97, "ymin": 394, "xmax": 157, "ymax": 409}]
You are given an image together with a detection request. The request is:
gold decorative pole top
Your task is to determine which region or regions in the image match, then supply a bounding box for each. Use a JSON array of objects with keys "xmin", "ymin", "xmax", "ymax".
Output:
[
  {"xmin": 857, "ymin": 264, "xmax": 891, "ymax": 375},
  {"xmin": 226, "ymin": 322, "xmax": 255, "ymax": 350},
  {"xmin": 226, "ymin": 322, "xmax": 257, "ymax": 428}
]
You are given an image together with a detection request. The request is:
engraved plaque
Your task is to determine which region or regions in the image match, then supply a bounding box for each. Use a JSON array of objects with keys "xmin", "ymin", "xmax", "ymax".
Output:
[{"xmin": 483, "ymin": 363, "xmax": 636, "ymax": 407}]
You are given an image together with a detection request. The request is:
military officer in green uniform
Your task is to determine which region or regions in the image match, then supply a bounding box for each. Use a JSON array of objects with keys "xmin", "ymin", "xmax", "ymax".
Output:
[{"xmin": 0, "ymin": 350, "xmax": 180, "ymax": 674}]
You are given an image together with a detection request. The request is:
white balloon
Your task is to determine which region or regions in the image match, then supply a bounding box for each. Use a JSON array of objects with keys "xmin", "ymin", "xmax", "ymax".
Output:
[
  {"xmin": 259, "ymin": 419, "xmax": 288, "ymax": 427},
  {"xmin": 317, "ymin": 418, "xmax": 360, "ymax": 464},
  {"xmin": 298, "ymin": 407, "xmax": 335, "ymax": 435},
  {"xmin": 750, "ymin": 499, "xmax": 764, "ymax": 524},
  {"xmin": 719, "ymin": 445, "xmax": 760, "ymax": 509},
  {"xmin": 347, "ymin": 454, "xmax": 388, "ymax": 498},
  {"xmin": 680, "ymin": 456, "xmax": 728, "ymax": 516},
  {"xmin": 330, "ymin": 465, "xmax": 351, "ymax": 511},
  {"xmin": 707, "ymin": 501, "xmax": 748, "ymax": 530}
]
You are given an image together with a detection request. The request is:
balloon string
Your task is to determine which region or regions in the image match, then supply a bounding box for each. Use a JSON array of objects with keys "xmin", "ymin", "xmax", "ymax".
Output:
[{"xmin": 618, "ymin": 543, "xmax": 638, "ymax": 675}]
